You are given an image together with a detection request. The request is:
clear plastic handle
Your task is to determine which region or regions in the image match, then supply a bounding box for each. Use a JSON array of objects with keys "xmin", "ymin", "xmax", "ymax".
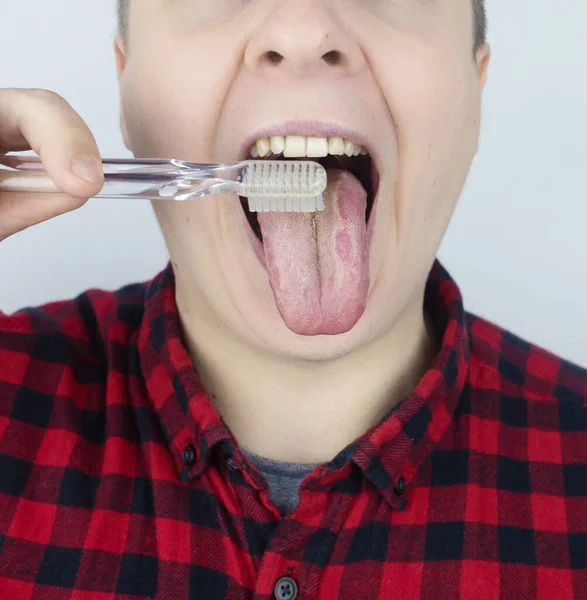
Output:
[
  {"xmin": 0, "ymin": 156, "xmax": 242, "ymax": 201},
  {"xmin": 0, "ymin": 155, "xmax": 328, "ymax": 210}
]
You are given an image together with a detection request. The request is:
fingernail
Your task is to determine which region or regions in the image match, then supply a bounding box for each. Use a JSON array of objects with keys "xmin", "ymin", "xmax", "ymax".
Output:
[{"xmin": 70, "ymin": 155, "xmax": 102, "ymax": 183}]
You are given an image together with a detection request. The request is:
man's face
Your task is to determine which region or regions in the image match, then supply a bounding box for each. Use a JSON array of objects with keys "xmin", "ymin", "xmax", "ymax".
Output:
[{"xmin": 115, "ymin": 0, "xmax": 489, "ymax": 361}]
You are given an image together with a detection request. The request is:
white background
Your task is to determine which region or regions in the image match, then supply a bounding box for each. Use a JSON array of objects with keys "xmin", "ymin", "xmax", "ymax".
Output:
[{"xmin": 0, "ymin": 0, "xmax": 585, "ymax": 366}]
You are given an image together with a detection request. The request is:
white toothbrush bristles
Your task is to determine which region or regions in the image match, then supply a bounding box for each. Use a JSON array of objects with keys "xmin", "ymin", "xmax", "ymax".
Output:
[
  {"xmin": 242, "ymin": 160, "xmax": 327, "ymax": 213},
  {"xmin": 247, "ymin": 194, "xmax": 324, "ymax": 214}
]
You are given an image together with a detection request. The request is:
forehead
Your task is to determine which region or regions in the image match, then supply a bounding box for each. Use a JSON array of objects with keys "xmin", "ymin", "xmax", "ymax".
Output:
[
  {"xmin": 123, "ymin": 0, "xmax": 474, "ymax": 53},
  {"xmin": 130, "ymin": 0, "xmax": 467, "ymax": 16}
]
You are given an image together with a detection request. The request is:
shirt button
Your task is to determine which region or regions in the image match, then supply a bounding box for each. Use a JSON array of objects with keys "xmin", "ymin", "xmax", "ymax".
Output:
[
  {"xmin": 394, "ymin": 476, "xmax": 406, "ymax": 495},
  {"xmin": 182, "ymin": 444, "xmax": 196, "ymax": 466},
  {"xmin": 274, "ymin": 576, "xmax": 298, "ymax": 600}
]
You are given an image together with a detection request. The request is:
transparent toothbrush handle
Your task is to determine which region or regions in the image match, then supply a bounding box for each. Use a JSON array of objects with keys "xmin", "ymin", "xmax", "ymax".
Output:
[
  {"xmin": 0, "ymin": 156, "xmax": 239, "ymax": 201},
  {"xmin": 0, "ymin": 170, "xmax": 185, "ymax": 201}
]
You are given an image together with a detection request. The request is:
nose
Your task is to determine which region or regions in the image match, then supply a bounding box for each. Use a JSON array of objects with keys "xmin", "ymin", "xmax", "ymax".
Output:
[{"xmin": 244, "ymin": 0, "xmax": 366, "ymax": 78}]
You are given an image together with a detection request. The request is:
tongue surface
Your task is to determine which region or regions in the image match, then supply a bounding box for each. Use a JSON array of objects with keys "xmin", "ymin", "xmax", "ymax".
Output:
[{"xmin": 257, "ymin": 169, "xmax": 369, "ymax": 335}]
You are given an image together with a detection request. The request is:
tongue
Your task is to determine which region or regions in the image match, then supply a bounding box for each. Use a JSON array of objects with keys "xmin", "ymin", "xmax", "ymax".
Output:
[{"xmin": 257, "ymin": 169, "xmax": 370, "ymax": 336}]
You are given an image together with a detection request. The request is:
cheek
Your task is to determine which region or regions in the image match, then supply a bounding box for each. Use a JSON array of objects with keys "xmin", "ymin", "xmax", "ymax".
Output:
[
  {"xmin": 378, "ymin": 43, "xmax": 479, "ymax": 185},
  {"xmin": 369, "ymin": 37, "xmax": 481, "ymax": 260},
  {"xmin": 120, "ymin": 40, "xmax": 225, "ymax": 160},
  {"xmin": 382, "ymin": 46, "xmax": 474, "ymax": 151}
]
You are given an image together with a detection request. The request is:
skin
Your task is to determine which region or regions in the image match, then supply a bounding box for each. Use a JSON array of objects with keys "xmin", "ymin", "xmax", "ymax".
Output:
[
  {"xmin": 113, "ymin": 0, "xmax": 490, "ymax": 463},
  {"xmin": 0, "ymin": 0, "xmax": 490, "ymax": 465}
]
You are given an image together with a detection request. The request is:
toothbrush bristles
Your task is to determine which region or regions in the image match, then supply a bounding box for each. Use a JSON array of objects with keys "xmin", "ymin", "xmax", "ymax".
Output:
[
  {"xmin": 246, "ymin": 194, "xmax": 324, "ymax": 213},
  {"xmin": 243, "ymin": 160, "xmax": 327, "ymax": 208}
]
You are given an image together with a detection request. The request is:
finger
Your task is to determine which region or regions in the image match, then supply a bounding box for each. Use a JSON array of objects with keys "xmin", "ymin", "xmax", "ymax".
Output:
[{"xmin": 0, "ymin": 88, "xmax": 104, "ymax": 199}]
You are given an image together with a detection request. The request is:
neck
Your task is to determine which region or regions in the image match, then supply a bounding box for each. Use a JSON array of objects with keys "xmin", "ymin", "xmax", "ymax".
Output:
[{"xmin": 177, "ymin": 297, "xmax": 439, "ymax": 465}]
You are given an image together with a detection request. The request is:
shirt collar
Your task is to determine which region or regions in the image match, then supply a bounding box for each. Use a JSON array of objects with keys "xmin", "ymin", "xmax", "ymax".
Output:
[{"xmin": 138, "ymin": 258, "xmax": 470, "ymax": 508}]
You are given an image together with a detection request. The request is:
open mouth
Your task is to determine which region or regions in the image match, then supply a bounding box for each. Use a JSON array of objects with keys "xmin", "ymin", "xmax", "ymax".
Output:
[
  {"xmin": 236, "ymin": 132, "xmax": 381, "ymax": 335},
  {"xmin": 239, "ymin": 143, "xmax": 379, "ymax": 243}
]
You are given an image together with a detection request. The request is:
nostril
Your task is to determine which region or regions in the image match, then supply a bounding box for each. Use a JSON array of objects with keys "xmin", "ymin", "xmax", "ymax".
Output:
[
  {"xmin": 266, "ymin": 50, "xmax": 283, "ymax": 64},
  {"xmin": 322, "ymin": 50, "xmax": 341, "ymax": 66}
]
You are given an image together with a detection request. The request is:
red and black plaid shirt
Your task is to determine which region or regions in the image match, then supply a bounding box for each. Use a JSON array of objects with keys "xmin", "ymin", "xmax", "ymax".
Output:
[{"xmin": 1, "ymin": 258, "xmax": 586, "ymax": 599}]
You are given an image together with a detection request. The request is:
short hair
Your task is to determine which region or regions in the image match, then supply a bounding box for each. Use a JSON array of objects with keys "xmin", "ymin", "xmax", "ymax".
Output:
[{"xmin": 117, "ymin": 0, "xmax": 487, "ymax": 55}]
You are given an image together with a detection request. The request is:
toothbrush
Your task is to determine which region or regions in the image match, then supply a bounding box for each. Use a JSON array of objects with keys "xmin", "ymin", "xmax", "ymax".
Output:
[{"xmin": 0, "ymin": 155, "xmax": 327, "ymax": 213}]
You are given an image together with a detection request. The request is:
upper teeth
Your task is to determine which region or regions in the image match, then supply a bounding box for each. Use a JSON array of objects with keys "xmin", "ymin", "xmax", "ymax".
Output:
[{"xmin": 250, "ymin": 135, "xmax": 368, "ymax": 159}]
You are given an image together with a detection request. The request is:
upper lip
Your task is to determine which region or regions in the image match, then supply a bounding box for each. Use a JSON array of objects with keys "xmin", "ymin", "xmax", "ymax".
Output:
[{"xmin": 239, "ymin": 120, "xmax": 380, "ymax": 169}]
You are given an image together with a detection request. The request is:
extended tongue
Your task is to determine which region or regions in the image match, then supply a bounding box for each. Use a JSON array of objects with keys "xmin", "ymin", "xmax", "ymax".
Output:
[{"xmin": 257, "ymin": 169, "xmax": 370, "ymax": 336}]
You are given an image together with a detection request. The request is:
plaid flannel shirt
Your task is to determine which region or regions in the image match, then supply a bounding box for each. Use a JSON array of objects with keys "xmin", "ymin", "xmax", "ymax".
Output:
[{"xmin": 1, "ymin": 258, "xmax": 586, "ymax": 599}]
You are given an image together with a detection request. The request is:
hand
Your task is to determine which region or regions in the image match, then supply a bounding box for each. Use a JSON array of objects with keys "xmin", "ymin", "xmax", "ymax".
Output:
[{"xmin": 0, "ymin": 88, "xmax": 103, "ymax": 242}]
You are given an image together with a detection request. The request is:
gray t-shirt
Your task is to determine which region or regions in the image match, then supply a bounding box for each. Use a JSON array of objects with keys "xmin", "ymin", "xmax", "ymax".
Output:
[{"xmin": 241, "ymin": 448, "xmax": 323, "ymax": 516}]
